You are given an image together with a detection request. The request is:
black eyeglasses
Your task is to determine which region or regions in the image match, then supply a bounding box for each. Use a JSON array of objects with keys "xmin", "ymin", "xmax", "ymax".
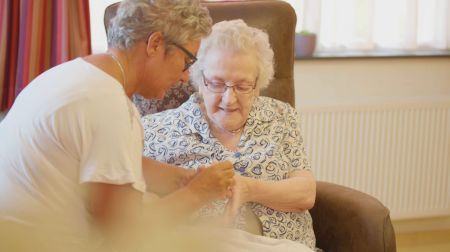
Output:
[
  {"xmin": 146, "ymin": 35, "xmax": 197, "ymax": 72},
  {"xmin": 174, "ymin": 42, "xmax": 197, "ymax": 72},
  {"xmin": 202, "ymin": 71, "xmax": 258, "ymax": 94}
]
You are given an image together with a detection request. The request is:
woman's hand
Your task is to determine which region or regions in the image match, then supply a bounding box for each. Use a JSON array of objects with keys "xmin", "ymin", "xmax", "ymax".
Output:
[
  {"xmin": 179, "ymin": 165, "xmax": 217, "ymax": 209},
  {"xmin": 220, "ymin": 170, "xmax": 316, "ymax": 227},
  {"xmin": 220, "ymin": 174, "xmax": 252, "ymax": 227},
  {"xmin": 178, "ymin": 166, "xmax": 206, "ymax": 190},
  {"xmin": 186, "ymin": 161, "xmax": 235, "ymax": 207}
]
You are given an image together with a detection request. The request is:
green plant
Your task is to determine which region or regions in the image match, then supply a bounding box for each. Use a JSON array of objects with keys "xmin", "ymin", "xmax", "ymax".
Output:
[{"xmin": 299, "ymin": 30, "xmax": 312, "ymax": 35}]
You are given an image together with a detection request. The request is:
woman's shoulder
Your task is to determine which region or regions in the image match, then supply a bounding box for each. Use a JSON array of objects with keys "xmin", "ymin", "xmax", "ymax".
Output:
[{"xmin": 253, "ymin": 96, "xmax": 297, "ymax": 119}]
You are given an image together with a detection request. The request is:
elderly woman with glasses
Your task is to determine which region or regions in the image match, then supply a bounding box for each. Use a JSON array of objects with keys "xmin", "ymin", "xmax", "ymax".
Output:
[
  {"xmin": 142, "ymin": 19, "xmax": 319, "ymax": 251},
  {"xmin": 0, "ymin": 1, "xmax": 237, "ymax": 251}
]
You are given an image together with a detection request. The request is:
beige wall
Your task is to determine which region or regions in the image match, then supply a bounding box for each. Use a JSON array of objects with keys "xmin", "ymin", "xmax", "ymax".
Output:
[{"xmin": 293, "ymin": 57, "xmax": 450, "ymax": 107}]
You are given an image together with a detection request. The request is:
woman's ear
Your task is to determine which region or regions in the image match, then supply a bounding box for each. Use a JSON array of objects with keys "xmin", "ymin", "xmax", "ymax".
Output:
[{"xmin": 146, "ymin": 32, "xmax": 164, "ymax": 57}]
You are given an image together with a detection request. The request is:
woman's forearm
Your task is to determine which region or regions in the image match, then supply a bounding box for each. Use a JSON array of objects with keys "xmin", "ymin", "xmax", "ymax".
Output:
[
  {"xmin": 142, "ymin": 156, "xmax": 191, "ymax": 194},
  {"xmin": 245, "ymin": 170, "xmax": 316, "ymax": 213}
]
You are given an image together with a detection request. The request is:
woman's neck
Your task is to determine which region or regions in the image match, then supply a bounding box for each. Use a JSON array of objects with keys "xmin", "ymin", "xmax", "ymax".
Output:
[
  {"xmin": 210, "ymin": 125, "xmax": 243, "ymax": 152},
  {"xmin": 106, "ymin": 47, "xmax": 140, "ymax": 98}
]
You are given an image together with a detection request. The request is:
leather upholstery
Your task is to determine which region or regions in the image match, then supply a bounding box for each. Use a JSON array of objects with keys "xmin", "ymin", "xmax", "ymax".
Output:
[
  {"xmin": 310, "ymin": 182, "xmax": 397, "ymax": 252},
  {"xmin": 104, "ymin": 1, "xmax": 396, "ymax": 251}
]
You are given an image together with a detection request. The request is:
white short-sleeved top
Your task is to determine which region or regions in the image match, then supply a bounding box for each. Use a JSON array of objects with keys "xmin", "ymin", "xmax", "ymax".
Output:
[
  {"xmin": 142, "ymin": 93, "xmax": 316, "ymax": 250},
  {"xmin": 0, "ymin": 58, "xmax": 145, "ymax": 251}
]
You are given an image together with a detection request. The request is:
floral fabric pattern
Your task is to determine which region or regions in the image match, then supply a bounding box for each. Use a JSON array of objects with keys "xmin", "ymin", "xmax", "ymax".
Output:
[
  {"xmin": 132, "ymin": 82, "xmax": 196, "ymax": 117},
  {"xmin": 141, "ymin": 93, "xmax": 317, "ymax": 250}
]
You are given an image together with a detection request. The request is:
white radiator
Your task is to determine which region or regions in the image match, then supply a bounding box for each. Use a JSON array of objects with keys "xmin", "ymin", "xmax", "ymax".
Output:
[{"xmin": 297, "ymin": 97, "xmax": 450, "ymax": 220}]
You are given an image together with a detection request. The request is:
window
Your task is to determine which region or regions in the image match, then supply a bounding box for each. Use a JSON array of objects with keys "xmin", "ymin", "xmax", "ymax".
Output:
[{"xmin": 284, "ymin": 0, "xmax": 450, "ymax": 52}]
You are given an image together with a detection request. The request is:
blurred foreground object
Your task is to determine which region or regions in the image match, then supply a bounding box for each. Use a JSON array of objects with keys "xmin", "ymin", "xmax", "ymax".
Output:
[{"xmin": 147, "ymin": 225, "xmax": 315, "ymax": 252}]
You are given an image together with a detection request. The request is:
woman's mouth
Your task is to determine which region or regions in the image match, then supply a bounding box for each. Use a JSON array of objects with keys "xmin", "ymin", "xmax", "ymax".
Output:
[{"xmin": 221, "ymin": 108, "xmax": 238, "ymax": 113}]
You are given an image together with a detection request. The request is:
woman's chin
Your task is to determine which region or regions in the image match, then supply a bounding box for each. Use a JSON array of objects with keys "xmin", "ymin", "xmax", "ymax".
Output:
[
  {"xmin": 220, "ymin": 123, "xmax": 244, "ymax": 132},
  {"xmin": 154, "ymin": 92, "xmax": 166, "ymax": 100}
]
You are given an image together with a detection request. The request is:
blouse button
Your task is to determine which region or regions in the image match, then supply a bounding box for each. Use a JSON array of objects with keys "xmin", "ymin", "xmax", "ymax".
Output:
[
  {"xmin": 234, "ymin": 152, "xmax": 241, "ymax": 158},
  {"xmin": 239, "ymin": 167, "xmax": 245, "ymax": 172}
]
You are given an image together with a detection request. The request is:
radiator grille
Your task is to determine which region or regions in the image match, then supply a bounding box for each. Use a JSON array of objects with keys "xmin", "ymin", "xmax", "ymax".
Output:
[{"xmin": 298, "ymin": 99, "xmax": 450, "ymax": 219}]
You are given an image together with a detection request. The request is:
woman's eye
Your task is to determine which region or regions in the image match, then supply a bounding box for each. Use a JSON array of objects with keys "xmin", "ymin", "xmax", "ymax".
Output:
[{"xmin": 236, "ymin": 85, "xmax": 252, "ymax": 91}]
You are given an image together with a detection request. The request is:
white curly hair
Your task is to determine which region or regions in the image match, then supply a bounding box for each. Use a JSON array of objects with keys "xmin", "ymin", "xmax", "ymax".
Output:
[{"xmin": 190, "ymin": 19, "xmax": 275, "ymax": 90}]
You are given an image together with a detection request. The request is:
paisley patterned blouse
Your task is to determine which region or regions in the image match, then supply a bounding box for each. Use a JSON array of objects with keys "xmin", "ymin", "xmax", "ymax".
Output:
[{"xmin": 141, "ymin": 93, "xmax": 317, "ymax": 250}]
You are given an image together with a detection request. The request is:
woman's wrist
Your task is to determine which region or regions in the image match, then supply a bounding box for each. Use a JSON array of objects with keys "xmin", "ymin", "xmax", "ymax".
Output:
[
  {"xmin": 240, "ymin": 176, "xmax": 255, "ymax": 202},
  {"xmin": 176, "ymin": 168, "xmax": 194, "ymax": 190},
  {"xmin": 180, "ymin": 185, "xmax": 205, "ymax": 208}
]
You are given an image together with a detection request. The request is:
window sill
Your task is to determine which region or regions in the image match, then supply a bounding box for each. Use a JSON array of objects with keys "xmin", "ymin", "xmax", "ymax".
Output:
[{"xmin": 294, "ymin": 50, "xmax": 450, "ymax": 60}]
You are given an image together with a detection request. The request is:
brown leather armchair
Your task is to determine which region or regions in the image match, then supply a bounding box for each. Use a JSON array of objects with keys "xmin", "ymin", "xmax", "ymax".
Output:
[{"xmin": 104, "ymin": 1, "xmax": 396, "ymax": 252}]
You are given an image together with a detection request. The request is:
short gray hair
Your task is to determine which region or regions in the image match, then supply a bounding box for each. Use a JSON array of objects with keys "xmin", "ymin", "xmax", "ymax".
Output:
[
  {"xmin": 107, "ymin": 0, "xmax": 212, "ymax": 52},
  {"xmin": 190, "ymin": 19, "xmax": 275, "ymax": 90}
]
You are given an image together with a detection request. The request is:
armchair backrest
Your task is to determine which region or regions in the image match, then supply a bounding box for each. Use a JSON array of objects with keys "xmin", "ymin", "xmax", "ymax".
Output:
[{"xmin": 104, "ymin": 0, "xmax": 296, "ymax": 116}]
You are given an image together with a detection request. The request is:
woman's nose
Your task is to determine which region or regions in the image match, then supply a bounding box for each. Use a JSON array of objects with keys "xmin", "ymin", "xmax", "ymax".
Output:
[
  {"xmin": 179, "ymin": 69, "xmax": 190, "ymax": 83},
  {"xmin": 222, "ymin": 86, "xmax": 237, "ymax": 104}
]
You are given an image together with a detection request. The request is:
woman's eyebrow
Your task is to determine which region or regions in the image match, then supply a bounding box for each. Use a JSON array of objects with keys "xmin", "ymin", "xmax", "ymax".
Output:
[
  {"xmin": 208, "ymin": 75, "xmax": 252, "ymax": 83},
  {"xmin": 234, "ymin": 78, "xmax": 254, "ymax": 84},
  {"xmin": 206, "ymin": 75, "xmax": 224, "ymax": 81}
]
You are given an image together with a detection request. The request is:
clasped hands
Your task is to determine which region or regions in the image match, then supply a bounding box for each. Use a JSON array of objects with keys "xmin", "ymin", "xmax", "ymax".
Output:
[{"xmin": 180, "ymin": 160, "xmax": 251, "ymax": 227}]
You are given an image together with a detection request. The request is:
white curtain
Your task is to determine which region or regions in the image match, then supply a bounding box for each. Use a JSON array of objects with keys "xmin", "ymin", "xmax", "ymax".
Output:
[{"xmin": 284, "ymin": 0, "xmax": 450, "ymax": 51}]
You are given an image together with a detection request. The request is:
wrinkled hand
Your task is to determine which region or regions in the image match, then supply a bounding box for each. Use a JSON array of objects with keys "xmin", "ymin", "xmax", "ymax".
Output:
[
  {"xmin": 186, "ymin": 161, "xmax": 235, "ymax": 207},
  {"xmin": 220, "ymin": 174, "xmax": 250, "ymax": 227},
  {"xmin": 179, "ymin": 162, "xmax": 232, "ymax": 209},
  {"xmin": 179, "ymin": 165, "xmax": 214, "ymax": 209},
  {"xmin": 178, "ymin": 166, "xmax": 206, "ymax": 190}
]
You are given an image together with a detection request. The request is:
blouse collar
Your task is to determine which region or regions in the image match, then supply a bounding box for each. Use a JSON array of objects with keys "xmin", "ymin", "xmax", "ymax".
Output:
[{"xmin": 177, "ymin": 93, "xmax": 282, "ymax": 147}]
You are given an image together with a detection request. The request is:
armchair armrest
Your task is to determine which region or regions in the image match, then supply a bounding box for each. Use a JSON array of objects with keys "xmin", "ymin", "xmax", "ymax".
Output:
[{"xmin": 309, "ymin": 181, "xmax": 396, "ymax": 252}]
